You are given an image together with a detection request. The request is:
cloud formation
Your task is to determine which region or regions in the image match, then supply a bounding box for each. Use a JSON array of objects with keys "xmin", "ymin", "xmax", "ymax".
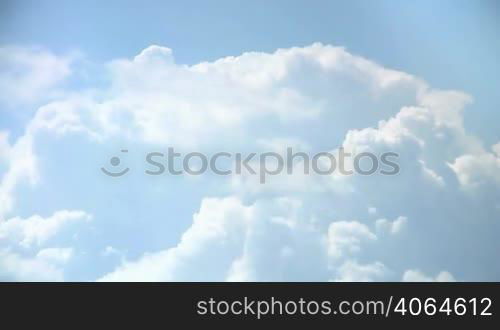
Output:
[
  {"xmin": 0, "ymin": 46, "xmax": 75, "ymax": 106},
  {"xmin": 0, "ymin": 210, "xmax": 90, "ymax": 281},
  {"xmin": 0, "ymin": 43, "xmax": 498, "ymax": 281}
]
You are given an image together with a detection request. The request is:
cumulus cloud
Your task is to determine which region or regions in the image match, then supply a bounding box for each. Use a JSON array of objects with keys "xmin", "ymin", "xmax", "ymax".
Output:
[
  {"xmin": 0, "ymin": 46, "xmax": 75, "ymax": 106},
  {"xmin": 100, "ymin": 196, "xmax": 402, "ymax": 282},
  {"xmin": 100, "ymin": 196, "xmax": 393, "ymax": 281},
  {"xmin": 335, "ymin": 260, "xmax": 388, "ymax": 282},
  {"xmin": 27, "ymin": 43, "xmax": 432, "ymax": 152},
  {"xmin": 0, "ymin": 210, "xmax": 89, "ymax": 281},
  {"xmin": 0, "ymin": 210, "xmax": 91, "ymax": 248},
  {"xmin": 0, "ymin": 132, "xmax": 10, "ymax": 161},
  {"xmin": 0, "ymin": 134, "xmax": 37, "ymax": 219},
  {"xmin": 99, "ymin": 197, "xmax": 254, "ymax": 281},
  {"xmin": 36, "ymin": 247, "xmax": 74, "ymax": 264},
  {"xmin": 0, "ymin": 249, "xmax": 66, "ymax": 281},
  {"xmin": 449, "ymin": 142, "xmax": 500, "ymax": 189},
  {"xmin": 376, "ymin": 216, "xmax": 407, "ymax": 235},
  {"xmin": 402, "ymin": 269, "xmax": 456, "ymax": 282},
  {"xmin": 1, "ymin": 42, "xmax": 498, "ymax": 281},
  {"xmin": 327, "ymin": 221, "xmax": 377, "ymax": 259}
]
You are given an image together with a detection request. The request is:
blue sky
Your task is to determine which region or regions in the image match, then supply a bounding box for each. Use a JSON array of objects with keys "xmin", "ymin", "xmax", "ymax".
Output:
[
  {"xmin": 0, "ymin": 1, "xmax": 499, "ymax": 281},
  {"xmin": 2, "ymin": 0, "xmax": 499, "ymax": 143}
]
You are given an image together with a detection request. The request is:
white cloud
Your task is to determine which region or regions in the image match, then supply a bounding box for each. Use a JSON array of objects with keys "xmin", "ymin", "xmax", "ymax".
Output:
[
  {"xmin": 226, "ymin": 256, "xmax": 253, "ymax": 282},
  {"xmin": 100, "ymin": 196, "xmax": 388, "ymax": 281},
  {"xmin": 0, "ymin": 209, "xmax": 89, "ymax": 281},
  {"xmin": 26, "ymin": 43, "xmax": 434, "ymax": 152},
  {"xmin": 327, "ymin": 221, "xmax": 377, "ymax": 259},
  {"xmin": 0, "ymin": 249, "xmax": 65, "ymax": 281},
  {"xmin": 99, "ymin": 197, "xmax": 255, "ymax": 281},
  {"xmin": 0, "ymin": 134, "xmax": 37, "ymax": 219},
  {"xmin": 1, "ymin": 42, "xmax": 498, "ymax": 281},
  {"xmin": 0, "ymin": 46, "xmax": 75, "ymax": 106},
  {"xmin": 0, "ymin": 131, "xmax": 10, "ymax": 162},
  {"xmin": 449, "ymin": 142, "xmax": 500, "ymax": 188},
  {"xmin": 334, "ymin": 260, "xmax": 388, "ymax": 282},
  {"xmin": 0, "ymin": 210, "xmax": 91, "ymax": 248},
  {"xmin": 376, "ymin": 216, "xmax": 408, "ymax": 235},
  {"xmin": 402, "ymin": 269, "xmax": 456, "ymax": 282},
  {"xmin": 36, "ymin": 247, "xmax": 73, "ymax": 264},
  {"xmin": 101, "ymin": 246, "xmax": 121, "ymax": 258},
  {"xmin": 419, "ymin": 160, "xmax": 445, "ymax": 187}
]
